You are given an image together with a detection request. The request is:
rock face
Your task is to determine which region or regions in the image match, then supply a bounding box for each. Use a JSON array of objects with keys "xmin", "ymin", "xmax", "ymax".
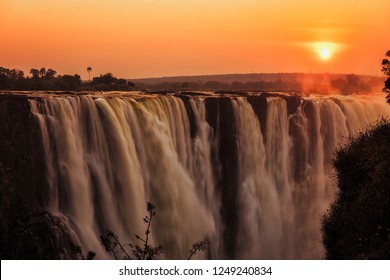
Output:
[
  {"xmin": 0, "ymin": 94, "xmax": 75, "ymax": 259},
  {"xmin": 322, "ymin": 120, "xmax": 390, "ymax": 259}
]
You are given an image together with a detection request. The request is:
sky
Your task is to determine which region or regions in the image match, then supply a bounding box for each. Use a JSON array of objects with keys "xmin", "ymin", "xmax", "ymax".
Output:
[{"xmin": 1, "ymin": 0, "xmax": 390, "ymax": 79}]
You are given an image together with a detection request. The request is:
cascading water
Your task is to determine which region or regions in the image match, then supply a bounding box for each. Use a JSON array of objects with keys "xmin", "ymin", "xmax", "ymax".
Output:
[{"xmin": 28, "ymin": 92, "xmax": 390, "ymax": 259}]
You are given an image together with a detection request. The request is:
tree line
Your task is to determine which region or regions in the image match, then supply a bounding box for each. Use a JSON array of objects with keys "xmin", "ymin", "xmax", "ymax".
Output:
[
  {"xmin": 0, "ymin": 66, "xmax": 136, "ymax": 91},
  {"xmin": 0, "ymin": 66, "xmax": 383, "ymax": 94},
  {"xmin": 134, "ymin": 74, "xmax": 379, "ymax": 94},
  {"xmin": 0, "ymin": 66, "xmax": 82, "ymax": 90}
]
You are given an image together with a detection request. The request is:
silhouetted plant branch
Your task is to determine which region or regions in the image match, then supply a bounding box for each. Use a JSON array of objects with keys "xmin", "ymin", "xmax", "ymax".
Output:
[
  {"xmin": 100, "ymin": 202, "xmax": 163, "ymax": 260},
  {"xmin": 187, "ymin": 237, "xmax": 210, "ymax": 260},
  {"xmin": 130, "ymin": 202, "xmax": 163, "ymax": 260},
  {"xmin": 99, "ymin": 202, "xmax": 207, "ymax": 260},
  {"xmin": 100, "ymin": 230, "xmax": 132, "ymax": 260}
]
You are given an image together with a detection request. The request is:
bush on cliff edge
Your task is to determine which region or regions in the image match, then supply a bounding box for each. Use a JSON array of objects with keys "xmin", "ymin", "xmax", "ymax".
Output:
[{"xmin": 322, "ymin": 119, "xmax": 390, "ymax": 259}]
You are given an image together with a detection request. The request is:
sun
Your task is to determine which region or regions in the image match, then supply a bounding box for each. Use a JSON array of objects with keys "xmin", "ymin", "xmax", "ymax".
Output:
[
  {"xmin": 319, "ymin": 48, "xmax": 332, "ymax": 60},
  {"xmin": 308, "ymin": 42, "xmax": 344, "ymax": 61},
  {"xmin": 306, "ymin": 42, "xmax": 342, "ymax": 62}
]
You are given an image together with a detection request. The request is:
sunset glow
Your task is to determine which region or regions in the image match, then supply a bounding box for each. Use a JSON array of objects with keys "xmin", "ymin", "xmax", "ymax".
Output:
[
  {"xmin": 309, "ymin": 42, "xmax": 341, "ymax": 61},
  {"xmin": 1, "ymin": 0, "xmax": 390, "ymax": 79},
  {"xmin": 319, "ymin": 48, "xmax": 332, "ymax": 60}
]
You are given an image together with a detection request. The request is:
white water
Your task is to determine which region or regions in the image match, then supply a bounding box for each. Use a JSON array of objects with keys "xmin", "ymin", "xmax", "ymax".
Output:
[{"xmin": 29, "ymin": 93, "xmax": 390, "ymax": 259}]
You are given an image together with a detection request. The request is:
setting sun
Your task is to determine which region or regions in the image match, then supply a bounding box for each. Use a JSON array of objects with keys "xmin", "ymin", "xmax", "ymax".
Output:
[
  {"xmin": 306, "ymin": 42, "xmax": 342, "ymax": 63},
  {"xmin": 319, "ymin": 48, "xmax": 332, "ymax": 60}
]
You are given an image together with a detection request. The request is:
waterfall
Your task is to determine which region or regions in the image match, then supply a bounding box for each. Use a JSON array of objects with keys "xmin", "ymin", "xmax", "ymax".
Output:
[
  {"xmin": 233, "ymin": 97, "xmax": 287, "ymax": 259},
  {"xmin": 28, "ymin": 92, "xmax": 390, "ymax": 259}
]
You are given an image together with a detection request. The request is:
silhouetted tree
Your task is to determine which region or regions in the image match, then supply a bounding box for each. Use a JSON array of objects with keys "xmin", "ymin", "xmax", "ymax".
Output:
[
  {"xmin": 381, "ymin": 50, "xmax": 390, "ymax": 103},
  {"xmin": 18, "ymin": 70, "xmax": 25, "ymax": 79},
  {"xmin": 0, "ymin": 67, "xmax": 10, "ymax": 89},
  {"xmin": 57, "ymin": 74, "xmax": 82, "ymax": 90},
  {"xmin": 45, "ymin": 69, "xmax": 57, "ymax": 79},
  {"xmin": 0, "ymin": 67, "xmax": 10, "ymax": 76},
  {"xmin": 0, "ymin": 68, "xmax": 25, "ymax": 89},
  {"xmin": 30, "ymin": 69, "xmax": 39, "ymax": 78},
  {"xmin": 116, "ymin": 78, "xmax": 127, "ymax": 86},
  {"xmin": 39, "ymin": 68, "xmax": 46, "ymax": 78},
  {"xmin": 322, "ymin": 119, "xmax": 390, "ymax": 259},
  {"xmin": 331, "ymin": 74, "xmax": 370, "ymax": 94},
  {"xmin": 9, "ymin": 70, "xmax": 18, "ymax": 80},
  {"xmin": 92, "ymin": 73, "xmax": 115, "ymax": 85}
]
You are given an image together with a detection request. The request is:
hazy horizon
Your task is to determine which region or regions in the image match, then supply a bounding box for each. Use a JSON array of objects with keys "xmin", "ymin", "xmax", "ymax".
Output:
[{"xmin": 130, "ymin": 71, "xmax": 385, "ymax": 81}]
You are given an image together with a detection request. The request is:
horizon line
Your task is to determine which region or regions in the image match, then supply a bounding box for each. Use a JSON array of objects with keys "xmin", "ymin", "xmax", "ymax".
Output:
[{"xmin": 129, "ymin": 71, "xmax": 384, "ymax": 81}]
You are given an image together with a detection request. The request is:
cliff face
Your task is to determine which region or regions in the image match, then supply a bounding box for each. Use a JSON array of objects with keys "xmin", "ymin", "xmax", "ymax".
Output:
[
  {"xmin": 0, "ymin": 94, "xmax": 45, "ymax": 206},
  {"xmin": 0, "ymin": 94, "xmax": 75, "ymax": 259}
]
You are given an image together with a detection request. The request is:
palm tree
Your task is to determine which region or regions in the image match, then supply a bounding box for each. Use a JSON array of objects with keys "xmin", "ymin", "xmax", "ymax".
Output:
[{"xmin": 87, "ymin": 67, "xmax": 92, "ymax": 82}]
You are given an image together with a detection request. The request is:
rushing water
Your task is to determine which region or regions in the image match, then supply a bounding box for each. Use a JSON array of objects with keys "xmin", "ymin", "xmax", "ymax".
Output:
[{"xmin": 28, "ymin": 92, "xmax": 390, "ymax": 259}]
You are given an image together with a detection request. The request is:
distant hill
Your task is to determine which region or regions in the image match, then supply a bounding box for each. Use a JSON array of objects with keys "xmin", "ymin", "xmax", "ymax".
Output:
[
  {"xmin": 130, "ymin": 73, "xmax": 385, "ymax": 95},
  {"xmin": 131, "ymin": 73, "xmax": 376, "ymax": 84}
]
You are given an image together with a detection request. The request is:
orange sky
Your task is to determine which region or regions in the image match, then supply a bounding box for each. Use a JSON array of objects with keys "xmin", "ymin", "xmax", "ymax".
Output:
[{"xmin": 1, "ymin": 0, "xmax": 390, "ymax": 79}]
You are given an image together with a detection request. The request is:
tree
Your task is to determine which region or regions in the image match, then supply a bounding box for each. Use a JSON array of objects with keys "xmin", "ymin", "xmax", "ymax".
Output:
[
  {"xmin": 57, "ymin": 74, "xmax": 82, "ymax": 90},
  {"xmin": 18, "ymin": 70, "xmax": 25, "ymax": 79},
  {"xmin": 0, "ymin": 67, "xmax": 10, "ymax": 76},
  {"xmin": 45, "ymin": 69, "xmax": 57, "ymax": 79},
  {"xmin": 39, "ymin": 68, "xmax": 46, "ymax": 78},
  {"xmin": 381, "ymin": 50, "xmax": 390, "ymax": 103},
  {"xmin": 322, "ymin": 120, "xmax": 390, "ymax": 259},
  {"xmin": 30, "ymin": 69, "xmax": 39, "ymax": 78},
  {"xmin": 9, "ymin": 70, "xmax": 18, "ymax": 80},
  {"xmin": 116, "ymin": 78, "xmax": 127, "ymax": 86},
  {"xmin": 87, "ymin": 67, "xmax": 92, "ymax": 82},
  {"xmin": 92, "ymin": 73, "xmax": 116, "ymax": 85},
  {"xmin": 330, "ymin": 74, "xmax": 370, "ymax": 95},
  {"xmin": 0, "ymin": 67, "xmax": 10, "ymax": 89}
]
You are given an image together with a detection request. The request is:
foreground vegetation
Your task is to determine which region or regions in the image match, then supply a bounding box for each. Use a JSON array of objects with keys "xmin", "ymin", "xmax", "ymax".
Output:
[
  {"xmin": 322, "ymin": 120, "xmax": 390, "ymax": 259},
  {"xmin": 1, "ymin": 201, "xmax": 208, "ymax": 260}
]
